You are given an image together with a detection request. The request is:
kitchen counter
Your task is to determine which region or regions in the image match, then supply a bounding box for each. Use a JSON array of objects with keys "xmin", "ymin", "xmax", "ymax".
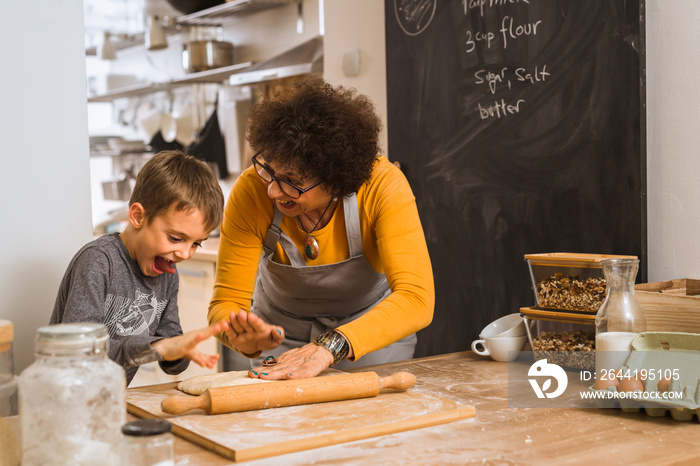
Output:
[{"xmin": 131, "ymin": 351, "xmax": 700, "ymax": 465}]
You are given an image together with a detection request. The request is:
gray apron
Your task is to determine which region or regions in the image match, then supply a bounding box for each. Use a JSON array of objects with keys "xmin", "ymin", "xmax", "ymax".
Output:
[{"xmin": 250, "ymin": 193, "xmax": 416, "ymax": 370}]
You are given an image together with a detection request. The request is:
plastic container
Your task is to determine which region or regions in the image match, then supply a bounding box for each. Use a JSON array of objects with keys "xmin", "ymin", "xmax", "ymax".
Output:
[
  {"xmin": 19, "ymin": 323, "xmax": 126, "ymax": 465},
  {"xmin": 121, "ymin": 419, "xmax": 174, "ymax": 466},
  {"xmin": 525, "ymin": 253, "xmax": 637, "ymax": 313}
]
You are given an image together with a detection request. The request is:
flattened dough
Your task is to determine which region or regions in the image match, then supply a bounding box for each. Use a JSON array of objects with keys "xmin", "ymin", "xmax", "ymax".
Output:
[{"xmin": 177, "ymin": 370, "xmax": 273, "ymax": 395}]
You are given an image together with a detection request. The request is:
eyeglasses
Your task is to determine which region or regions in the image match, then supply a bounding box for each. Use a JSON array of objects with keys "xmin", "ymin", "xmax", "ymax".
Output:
[{"xmin": 251, "ymin": 153, "xmax": 323, "ymax": 199}]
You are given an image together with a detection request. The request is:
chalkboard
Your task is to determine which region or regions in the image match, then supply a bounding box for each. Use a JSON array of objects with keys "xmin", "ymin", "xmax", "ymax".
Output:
[{"xmin": 385, "ymin": 0, "xmax": 646, "ymax": 357}]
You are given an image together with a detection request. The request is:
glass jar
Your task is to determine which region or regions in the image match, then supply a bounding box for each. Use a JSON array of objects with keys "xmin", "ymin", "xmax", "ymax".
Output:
[
  {"xmin": 19, "ymin": 323, "xmax": 126, "ymax": 465},
  {"xmin": 121, "ymin": 419, "xmax": 174, "ymax": 466},
  {"xmin": 595, "ymin": 258, "xmax": 647, "ymax": 375},
  {"xmin": 0, "ymin": 319, "xmax": 21, "ymax": 466}
]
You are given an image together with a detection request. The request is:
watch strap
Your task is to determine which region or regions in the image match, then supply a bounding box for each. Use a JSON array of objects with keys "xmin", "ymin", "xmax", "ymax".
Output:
[{"xmin": 313, "ymin": 331, "xmax": 350, "ymax": 365}]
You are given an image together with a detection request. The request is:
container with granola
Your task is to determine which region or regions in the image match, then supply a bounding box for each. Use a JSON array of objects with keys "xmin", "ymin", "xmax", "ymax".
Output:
[{"xmin": 525, "ymin": 253, "xmax": 637, "ymax": 314}]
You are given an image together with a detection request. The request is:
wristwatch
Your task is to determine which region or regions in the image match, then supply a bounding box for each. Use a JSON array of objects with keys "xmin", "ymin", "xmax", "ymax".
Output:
[{"xmin": 313, "ymin": 331, "xmax": 350, "ymax": 365}]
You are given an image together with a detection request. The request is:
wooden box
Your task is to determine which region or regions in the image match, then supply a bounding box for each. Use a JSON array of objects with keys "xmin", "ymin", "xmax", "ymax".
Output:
[{"xmin": 635, "ymin": 279, "xmax": 700, "ymax": 333}]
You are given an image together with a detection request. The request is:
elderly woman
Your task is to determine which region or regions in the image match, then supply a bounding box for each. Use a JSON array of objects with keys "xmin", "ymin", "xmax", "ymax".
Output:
[{"xmin": 208, "ymin": 77, "xmax": 434, "ymax": 379}]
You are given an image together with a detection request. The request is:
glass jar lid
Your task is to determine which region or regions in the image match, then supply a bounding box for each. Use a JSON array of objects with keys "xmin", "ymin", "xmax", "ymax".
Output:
[
  {"xmin": 122, "ymin": 419, "xmax": 172, "ymax": 436},
  {"xmin": 35, "ymin": 323, "xmax": 109, "ymax": 357}
]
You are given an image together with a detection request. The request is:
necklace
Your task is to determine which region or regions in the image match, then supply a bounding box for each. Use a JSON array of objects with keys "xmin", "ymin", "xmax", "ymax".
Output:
[{"xmin": 296, "ymin": 197, "xmax": 335, "ymax": 260}]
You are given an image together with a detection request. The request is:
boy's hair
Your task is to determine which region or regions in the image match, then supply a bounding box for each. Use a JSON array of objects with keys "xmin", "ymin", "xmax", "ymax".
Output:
[{"xmin": 129, "ymin": 151, "xmax": 224, "ymax": 232}]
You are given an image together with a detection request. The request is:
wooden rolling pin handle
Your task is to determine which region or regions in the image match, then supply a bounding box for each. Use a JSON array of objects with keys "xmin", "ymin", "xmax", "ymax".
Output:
[
  {"xmin": 380, "ymin": 371, "xmax": 417, "ymax": 391},
  {"xmin": 161, "ymin": 391, "xmax": 212, "ymax": 415}
]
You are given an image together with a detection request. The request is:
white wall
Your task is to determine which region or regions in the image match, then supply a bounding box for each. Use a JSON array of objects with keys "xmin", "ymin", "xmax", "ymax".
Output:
[
  {"xmin": 1, "ymin": 2, "xmax": 93, "ymax": 372},
  {"xmin": 323, "ymin": 0, "xmax": 389, "ymax": 158},
  {"xmin": 645, "ymin": 1, "xmax": 700, "ymax": 282}
]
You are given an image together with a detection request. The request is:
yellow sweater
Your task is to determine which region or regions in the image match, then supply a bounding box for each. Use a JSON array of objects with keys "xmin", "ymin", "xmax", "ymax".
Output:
[{"xmin": 208, "ymin": 156, "xmax": 434, "ymax": 360}]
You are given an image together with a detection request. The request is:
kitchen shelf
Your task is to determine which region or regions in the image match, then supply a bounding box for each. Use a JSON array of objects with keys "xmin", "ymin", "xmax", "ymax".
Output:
[
  {"xmin": 87, "ymin": 61, "xmax": 254, "ymax": 102},
  {"xmin": 176, "ymin": 0, "xmax": 295, "ymax": 26},
  {"xmin": 86, "ymin": 0, "xmax": 294, "ymax": 55}
]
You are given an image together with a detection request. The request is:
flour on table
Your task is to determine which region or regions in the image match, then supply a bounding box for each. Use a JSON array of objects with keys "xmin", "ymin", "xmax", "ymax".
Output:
[{"xmin": 177, "ymin": 370, "xmax": 273, "ymax": 395}]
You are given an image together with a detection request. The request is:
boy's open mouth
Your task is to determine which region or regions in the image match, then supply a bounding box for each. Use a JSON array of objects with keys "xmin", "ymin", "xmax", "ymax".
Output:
[{"xmin": 153, "ymin": 256, "xmax": 176, "ymax": 274}]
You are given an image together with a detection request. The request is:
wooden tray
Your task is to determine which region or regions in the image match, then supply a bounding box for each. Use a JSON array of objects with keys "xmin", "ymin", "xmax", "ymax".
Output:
[{"xmin": 127, "ymin": 382, "xmax": 475, "ymax": 462}]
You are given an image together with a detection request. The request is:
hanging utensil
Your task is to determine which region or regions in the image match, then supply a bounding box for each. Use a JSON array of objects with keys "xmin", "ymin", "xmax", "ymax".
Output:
[{"xmin": 296, "ymin": 0, "xmax": 304, "ymax": 34}]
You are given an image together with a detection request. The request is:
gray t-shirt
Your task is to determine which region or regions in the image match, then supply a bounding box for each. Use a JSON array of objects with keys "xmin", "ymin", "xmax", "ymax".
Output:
[{"xmin": 50, "ymin": 233, "xmax": 189, "ymax": 385}]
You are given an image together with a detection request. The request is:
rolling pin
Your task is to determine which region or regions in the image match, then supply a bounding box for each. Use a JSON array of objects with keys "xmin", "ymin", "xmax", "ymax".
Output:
[{"xmin": 161, "ymin": 371, "xmax": 416, "ymax": 415}]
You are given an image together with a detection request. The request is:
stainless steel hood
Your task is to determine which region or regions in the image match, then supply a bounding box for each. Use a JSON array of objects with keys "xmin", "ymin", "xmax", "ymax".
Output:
[{"xmin": 229, "ymin": 36, "xmax": 323, "ymax": 86}]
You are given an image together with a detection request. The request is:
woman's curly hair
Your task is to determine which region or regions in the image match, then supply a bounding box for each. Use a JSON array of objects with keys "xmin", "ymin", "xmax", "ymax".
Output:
[{"xmin": 247, "ymin": 76, "xmax": 382, "ymax": 197}]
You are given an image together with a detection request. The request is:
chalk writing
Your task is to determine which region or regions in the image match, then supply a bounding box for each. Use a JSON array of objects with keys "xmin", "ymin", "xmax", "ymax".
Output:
[
  {"xmin": 474, "ymin": 65, "xmax": 550, "ymax": 95},
  {"xmin": 394, "ymin": 0, "xmax": 437, "ymax": 36},
  {"xmin": 462, "ymin": 0, "xmax": 531, "ymax": 17},
  {"xmin": 465, "ymin": 16, "xmax": 542, "ymax": 53},
  {"xmin": 500, "ymin": 16, "xmax": 542, "ymax": 49},
  {"xmin": 477, "ymin": 99, "xmax": 526, "ymax": 119}
]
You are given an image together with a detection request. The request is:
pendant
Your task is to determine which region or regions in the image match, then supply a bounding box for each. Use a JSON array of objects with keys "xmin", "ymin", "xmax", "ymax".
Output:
[{"xmin": 305, "ymin": 235, "xmax": 319, "ymax": 260}]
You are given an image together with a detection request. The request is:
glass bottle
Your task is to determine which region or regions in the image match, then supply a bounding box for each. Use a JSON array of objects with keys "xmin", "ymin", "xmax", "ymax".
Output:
[
  {"xmin": 19, "ymin": 323, "xmax": 126, "ymax": 465},
  {"xmin": 595, "ymin": 258, "xmax": 646, "ymax": 375},
  {"xmin": 121, "ymin": 418, "xmax": 175, "ymax": 466},
  {"xmin": 0, "ymin": 319, "xmax": 21, "ymax": 466}
]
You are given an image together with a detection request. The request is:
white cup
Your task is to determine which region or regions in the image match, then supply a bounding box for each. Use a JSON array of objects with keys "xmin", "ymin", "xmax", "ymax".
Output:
[
  {"xmin": 479, "ymin": 313, "xmax": 526, "ymax": 338},
  {"xmin": 471, "ymin": 335, "xmax": 528, "ymax": 362}
]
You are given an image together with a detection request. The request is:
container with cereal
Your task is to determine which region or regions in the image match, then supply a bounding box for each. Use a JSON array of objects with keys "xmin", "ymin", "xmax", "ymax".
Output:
[
  {"xmin": 525, "ymin": 253, "xmax": 637, "ymax": 314},
  {"xmin": 521, "ymin": 306, "xmax": 596, "ymax": 371}
]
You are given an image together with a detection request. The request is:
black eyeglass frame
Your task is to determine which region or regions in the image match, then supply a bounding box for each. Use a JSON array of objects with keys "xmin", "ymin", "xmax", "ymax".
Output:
[{"xmin": 251, "ymin": 153, "xmax": 323, "ymax": 199}]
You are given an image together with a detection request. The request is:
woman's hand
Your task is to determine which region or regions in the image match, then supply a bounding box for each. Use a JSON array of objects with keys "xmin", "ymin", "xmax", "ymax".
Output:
[
  {"xmin": 225, "ymin": 310, "xmax": 285, "ymax": 356},
  {"xmin": 152, "ymin": 320, "xmax": 229, "ymax": 365},
  {"xmin": 249, "ymin": 342, "xmax": 334, "ymax": 380}
]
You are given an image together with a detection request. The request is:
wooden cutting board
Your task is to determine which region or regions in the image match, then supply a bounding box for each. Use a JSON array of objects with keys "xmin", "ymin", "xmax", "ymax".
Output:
[{"xmin": 127, "ymin": 380, "xmax": 475, "ymax": 462}]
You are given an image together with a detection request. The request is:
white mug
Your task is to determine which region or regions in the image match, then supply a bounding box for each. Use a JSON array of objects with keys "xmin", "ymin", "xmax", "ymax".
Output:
[
  {"xmin": 471, "ymin": 335, "xmax": 528, "ymax": 362},
  {"xmin": 479, "ymin": 313, "xmax": 526, "ymax": 338}
]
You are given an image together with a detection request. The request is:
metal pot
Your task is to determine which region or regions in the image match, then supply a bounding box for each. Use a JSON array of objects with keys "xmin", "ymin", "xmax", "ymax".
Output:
[{"xmin": 182, "ymin": 40, "xmax": 234, "ymax": 73}]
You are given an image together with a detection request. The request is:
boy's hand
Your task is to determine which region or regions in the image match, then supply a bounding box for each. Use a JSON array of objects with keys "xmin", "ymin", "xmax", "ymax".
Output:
[
  {"xmin": 151, "ymin": 320, "xmax": 230, "ymax": 364},
  {"xmin": 225, "ymin": 310, "xmax": 285, "ymax": 356},
  {"xmin": 185, "ymin": 348, "xmax": 220, "ymax": 369}
]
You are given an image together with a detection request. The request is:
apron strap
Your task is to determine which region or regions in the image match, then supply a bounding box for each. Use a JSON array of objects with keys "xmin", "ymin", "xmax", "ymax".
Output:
[
  {"xmin": 262, "ymin": 208, "xmax": 285, "ymax": 256},
  {"xmin": 263, "ymin": 193, "xmax": 363, "ymax": 265},
  {"xmin": 263, "ymin": 207, "xmax": 307, "ymax": 267},
  {"xmin": 343, "ymin": 193, "xmax": 363, "ymax": 258}
]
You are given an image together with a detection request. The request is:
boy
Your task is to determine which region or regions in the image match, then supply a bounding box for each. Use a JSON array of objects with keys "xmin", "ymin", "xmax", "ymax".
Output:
[{"xmin": 50, "ymin": 150, "xmax": 228, "ymax": 386}]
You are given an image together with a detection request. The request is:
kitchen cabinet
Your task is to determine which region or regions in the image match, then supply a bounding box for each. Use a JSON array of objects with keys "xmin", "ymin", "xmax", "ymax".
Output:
[{"xmin": 129, "ymin": 256, "xmax": 220, "ymax": 387}]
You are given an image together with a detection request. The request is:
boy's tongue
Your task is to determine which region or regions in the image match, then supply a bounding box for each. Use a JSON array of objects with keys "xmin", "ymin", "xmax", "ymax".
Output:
[{"xmin": 154, "ymin": 256, "xmax": 176, "ymax": 274}]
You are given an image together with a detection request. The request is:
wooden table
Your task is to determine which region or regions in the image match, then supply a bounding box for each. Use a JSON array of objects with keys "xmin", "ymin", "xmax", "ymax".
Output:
[{"xmin": 145, "ymin": 351, "xmax": 700, "ymax": 465}]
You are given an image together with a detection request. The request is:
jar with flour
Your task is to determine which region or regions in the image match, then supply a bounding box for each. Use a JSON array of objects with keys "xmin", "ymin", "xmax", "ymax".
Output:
[{"xmin": 19, "ymin": 323, "xmax": 125, "ymax": 465}]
